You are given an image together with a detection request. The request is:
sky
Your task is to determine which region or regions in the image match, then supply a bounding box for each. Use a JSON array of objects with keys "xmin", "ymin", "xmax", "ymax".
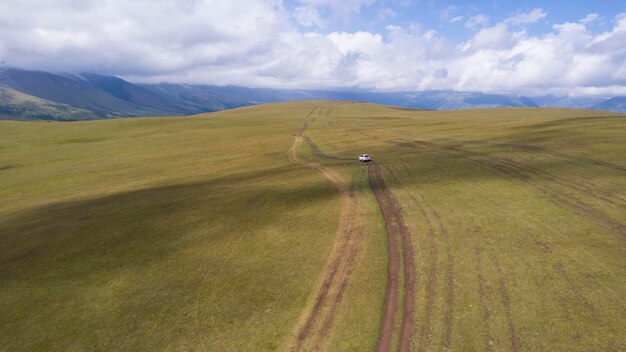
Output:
[{"xmin": 0, "ymin": 0, "xmax": 625, "ymax": 96}]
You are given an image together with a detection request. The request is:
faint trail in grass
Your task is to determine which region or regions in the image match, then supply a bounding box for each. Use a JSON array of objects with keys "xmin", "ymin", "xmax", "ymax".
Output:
[
  {"xmin": 303, "ymin": 136, "xmax": 352, "ymax": 161},
  {"xmin": 470, "ymin": 233, "xmax": 495, "ymax": 352},
  {"xmin": 493, "ymin": 259, "xmax": 522, "ymax": 352},
  {"xmin": 386, "ymin": 164, "xmax": 456, "ymax": 351},
  {"xmin": 393, "ymin": 139, "xmax": 626, "ymax": 239},
  {"xmin": 540, "ymin": 187, "xmax": 625, "ymax": 238},
  {"xmin": 464, "ymin": 216, "xmax": 521, "ymax": 352},
  {"xmin": 503, "ymin": 143, "xmax": 626, "ymax": 173},
  {"xmin": 431, "ymin": 208, "xmax": 455, "ymax": 349},
  {"xmin": 418, "ymin": 225, "xmax": 438, "ymax": 352},
  {"xmin": 469, "ymin": 190, "xmax": 601, "ymax": 340},
  {"xmin": 400, "ymin": 189, "xmax": 437, "ymax": 352},
  {"xmin": 398, "ymin": 139, "xmax": 626, "ymax": 207},
  {"xmin": 314, "ymin": 190, "xmax": 362, "ymax": 348},
  {"xmin": 287, "ymin": 106, "xmax": 364, "ymax": 352}
]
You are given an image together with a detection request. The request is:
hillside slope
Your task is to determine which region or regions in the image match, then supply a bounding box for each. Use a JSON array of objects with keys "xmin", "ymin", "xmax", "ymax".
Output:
[
  {"xmin": 0, "ymin": 85, "xmax": 97, "ymax": 120},
  {"xmin": 0, "ymin": 69, "xmax": 186, "ymax": 119},
  {"xmin": 1, "ymin": 68, "xmax": 625, "ymax": 121},
  {"xmin": 1, "ymin": 102, "xmax": 624, "ymax": 351}
]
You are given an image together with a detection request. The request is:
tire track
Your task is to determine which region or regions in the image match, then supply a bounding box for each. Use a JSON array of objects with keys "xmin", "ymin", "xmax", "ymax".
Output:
[
  {"xmin": 314, "ymin": 190, "xmax": 363, "ymax": 349},
  {"xmin": 466, "ymin": 218, "xmax": 521, "ymax": 352},
  {"xmin": 493, "ymin": 259, "xmax": 522, "ymax": 352},
  {"xmin": 474, "ymin": 244, "xmax": 495, "ymax": 351},
  {"xmin": 503, "ymin": 143, "xmax": 626, "ymax": 173},
  {"xmin": 303, "ymin": 136, "xmax": 353, "ymax": 161},
  {"xmin": 468, "ymin": 190, "xmax": 603, "ymax": 346},
  {"xmin": 397, "ymin": 139, "xmax": 626, "ymax": 207},
  {"xmin": 385, "ymin": 164, "xmax": 456, "ymax": 351},
  {"xmin": 458, "ymin": 141, "xmax": 617, "ymax": 202},
  {"xmin": 368, "ymin": 164, "xmax": 415, "ymax": 352},
  {"xmin": 368, "ymin": 166, "xmax": 400, "ymax": 352},
  {"xmin": 287, "ymin": 107, "xmax": 364, "ymax": 351},
  {"xmin": 394, "ymin": 139, "xmax": 625, "ymax": 239},
  {"xmin": 458, "ymin": 221, "xmax": 495, "ymax": 352},
  {"xmin": 430, "ymin": 207, "xmax": 455, "ymax": 349}
]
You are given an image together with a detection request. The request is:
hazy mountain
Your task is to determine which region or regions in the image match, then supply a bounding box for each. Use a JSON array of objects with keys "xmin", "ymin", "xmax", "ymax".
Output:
[
  {"xmin": 141, "ymin": 85, "xmax": 540, "ymax": 111},
  {"xmin": 0, "ymin": 68, "xmax": 624, "ymax": 121},
  {"xmin": 592, "ymin": 97, "xmax": 626, "ymax": 113},
  {"xmin": 77, "ymin": 73, "xmax": 191, "ymax": 114},
  {"xmin": 0, "ymin": 69, "xmax": 187, "ymax": 119},
  {"xmin": 140, "ymin": 83, "xmax": 308, "ymax": 112},
  {"xmin": 531, "ymin": 95, "xmax": 608, "ymax": 109},
  {"xmin": 379, "ymin": 90, "xmax": 538, "ymax": 110},
  {"xmin": 0, "ymin": 84, "xmax": 97, "ymax": 121}
]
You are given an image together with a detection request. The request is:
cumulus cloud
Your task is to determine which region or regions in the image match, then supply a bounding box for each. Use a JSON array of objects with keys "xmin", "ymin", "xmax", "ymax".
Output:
[
  {"xmin": 440, "ymin": 5, "xmax": 458, "ymax": 20},
  {"xmin": 465, "ymin": 14, "xmax": 489, "ymax": 30},
  {"xmin": 378, "ymin": 8, "xmax": 396, "ymax": 21},
  {"xmin": 450, "ymin": 16, "xmax": 464, "ymax": 24},
  {"xmin": 464, "ymin": 23, "xmax": 518, "ymax": 51},
  {"xmin": 294, "ymin": 5, "xmax": 325, "ymax": 28},
  {"xmin": 0, "ymin": 0, "xmax": 293, "ymax": 79},
  {"xmin": 505, "ymin": 8, "xmax": 548, "ymax": 25},
  {"xmin": 580, "ymin": 13, "xmax": 600, "ymax": 25},
  {"xmin": 296, "ymin": 0, "xmax": 375, "ymax": 21},
  {"xmin": 0, "ymin": 0, "xmax": 624, "ymax": 96}
]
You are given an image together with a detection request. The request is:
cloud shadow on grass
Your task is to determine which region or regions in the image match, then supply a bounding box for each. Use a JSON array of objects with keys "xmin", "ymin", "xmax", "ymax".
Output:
[{"xmin": 0, "ymin": 164, "xmax": 338, "ymax": 278}]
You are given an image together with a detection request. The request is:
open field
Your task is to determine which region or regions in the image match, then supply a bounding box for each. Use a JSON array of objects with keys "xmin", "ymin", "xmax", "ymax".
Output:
[{"xmin": 1, "ymin": 101, "xmax": 625, "ymax": 351}]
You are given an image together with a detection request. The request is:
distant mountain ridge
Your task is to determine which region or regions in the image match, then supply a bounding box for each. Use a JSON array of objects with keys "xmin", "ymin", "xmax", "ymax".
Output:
[
  {"xmin": 592, "ymin": 97, "xmax": 626, "ymax": 112},
  {"xmin": 0, "ymin": 68, "xmax": 624, "ymax": 121},
  {"xmin": 0, "ymin": 84, "xmax": 96, "ymax": 121},
  {"xmin": 0, "ymin": 69, "xmax": 187, "ymax": 118}
]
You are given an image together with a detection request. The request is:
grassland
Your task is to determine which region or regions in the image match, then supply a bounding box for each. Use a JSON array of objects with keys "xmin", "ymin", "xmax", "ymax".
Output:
[
  {"xmin": 0, "ymin": 86, "xmax": 97, "ymax": 121},
  {"xmin": 1, "ymin": 101, "xmax": 624, "ymax": 351}
]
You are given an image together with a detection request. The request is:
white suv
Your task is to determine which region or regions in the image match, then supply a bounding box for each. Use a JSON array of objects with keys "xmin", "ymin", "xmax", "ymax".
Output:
[{"xmin": 359, "ymin": 154, "xmax": 371, "ymax": 162}]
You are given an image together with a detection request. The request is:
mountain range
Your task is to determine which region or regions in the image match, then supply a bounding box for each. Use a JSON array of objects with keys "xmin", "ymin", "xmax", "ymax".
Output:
[{"xmin": 0, "ymin": 68, "xmax": 623, "ymax": 121}]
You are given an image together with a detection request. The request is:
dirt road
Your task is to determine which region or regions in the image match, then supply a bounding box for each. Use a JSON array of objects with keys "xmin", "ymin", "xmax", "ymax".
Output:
[
  {"xmin": 368, "ymin": 163, "xmax": 415, "ymax": 352},
  {"xmin": 287, "ymin": 106, "xmax": 416, "ymax": 351},
  {"xmin": 286, "ymin": 110, "xmax": 364, "ymax": 351}
]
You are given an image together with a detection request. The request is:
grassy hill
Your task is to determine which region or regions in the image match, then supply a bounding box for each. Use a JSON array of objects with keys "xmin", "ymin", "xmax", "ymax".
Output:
[
  {"xmin": 0, "ymin": 101, "xmax": 624, "ymax": 351},
  {"xmin": 0, "ymin": 85, "xmax": 98, "ymax": 120},
  {"xmin": 0, "ymin": 69, "xmax": 190, "ymax": 119},
  {"xmin": 2, "ymin": 68, "xmax": 625, "ymax": 121}
]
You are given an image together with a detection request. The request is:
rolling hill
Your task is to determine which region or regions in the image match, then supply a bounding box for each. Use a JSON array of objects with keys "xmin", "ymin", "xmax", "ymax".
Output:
[
  {"xmin": 0, "ymin": 85, "xmax": 97, "ymax": 120},
  {"xmin": 1, "ymin": 102, "xmax": 624, "ymax": 351},
  {"xmin": 0, "ymin": 69, "xmax": 189, "ymax": 119},
  {"xmin": 2, "ymin": 68, "xmax": 625, "ymax": 121}
]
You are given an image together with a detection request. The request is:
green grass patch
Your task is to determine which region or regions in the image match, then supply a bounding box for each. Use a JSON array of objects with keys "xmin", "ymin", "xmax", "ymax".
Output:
[{"xmin": 1, "ymin": 101, "xmax": 624, "ymax": 351}]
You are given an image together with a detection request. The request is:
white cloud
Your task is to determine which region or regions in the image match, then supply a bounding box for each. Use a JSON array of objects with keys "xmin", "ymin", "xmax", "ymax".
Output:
[
  {"xmin": 328, "ymin": 31, "xmax": 384, "ymax": 56},
  {"xmin": 580, "ymin": 13, "xmax": 600, "ymax": 25},
  {"xmin": 423, "ymin": 30, "xmax": 437, "ymax": 40},
  {"xmin": 505, "ymin": 8, "xmax": 548, "ymax": 25},
  {"xmin": 0, "ymin": 1, "xmax": 624, "ymax": 96},
  {"xmin": 393, "ymin": 0, "xmax": 412, "ymax": 6},
  {"xmin": 450, "ymin": 16, "xmax": 464, "ymax": 23},
  {"xmin": 466, "ymin": 23, "xmax": 516, "ymax": 51},
  {"xmin": 296, "ymin": 0, "xmax": 375, "ymax": 21},
  {"xmin": 378, "ymin": 7, "xmax": 396, "ymax": 21},
  {"xmin": 465, "ymin": 14, "xmax": 489, "ymax": 29},
  {"xmin": 294, "ymin": 5, "xmax": 325, "ymax": 28},
  {"xmin": 0, "ymin": 0, "xmax": 293, "ymax": 77},
  {"xmin": 614, "ymin": 12, "xmax": 626, "ymax": 31},
  {"xmin": 440, "ymin": 5, "xmax": 458, "ymax": 20}
]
